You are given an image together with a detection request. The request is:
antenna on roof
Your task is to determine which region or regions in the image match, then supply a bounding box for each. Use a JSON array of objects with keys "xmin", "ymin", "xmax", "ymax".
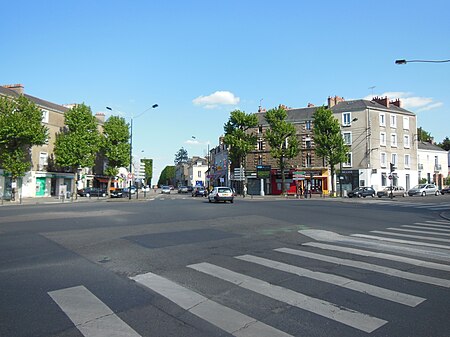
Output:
[{"xmin": 368, "ymin": 86, "xmax": 376, "ymax": 98}]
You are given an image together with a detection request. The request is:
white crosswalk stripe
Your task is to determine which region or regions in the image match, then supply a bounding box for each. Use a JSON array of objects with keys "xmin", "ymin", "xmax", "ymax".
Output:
[
  {"xmin": 131, "ymin": 272, "xmax": 293, "ymax": 337},
  {"xmin": 370, "ymin": 230, "xmax": 450, "ymax": 243},
  {"xmin": 351, "ymin": 233, "xmax": 450, "ymax": 250},
  {"xmin": 402, "ymin": 225, "xmax": 450, "ymax": 232},
  {"xmin": 236, "ymin": 254, "xmax": 424, "ymax": 307},
  {"xmin": 188, "ymin": 262, "xmax": 388, "ymax": 333},
  {"xmin": 413, "ymin": 222, "xmax": 450, "ymax": 228},
  {"xmin": 387, "ymin": 227, "xmax": 450, "ymax": 236},
  {"xmin": 48, "ymin": 285, "xmax": 141, "ymax": 337}
]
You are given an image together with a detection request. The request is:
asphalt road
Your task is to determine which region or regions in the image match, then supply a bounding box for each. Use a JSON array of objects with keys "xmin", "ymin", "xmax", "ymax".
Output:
[{"xmin": 1, "ymin": 193, "xmax": 450, "ymax": 337}]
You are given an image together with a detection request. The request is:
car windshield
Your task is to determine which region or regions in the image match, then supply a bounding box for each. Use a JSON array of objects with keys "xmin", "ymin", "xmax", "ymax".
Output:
[
  {"xmin": 413, "ymin": 184, "xmax": 426, "ymax": 189},
  {"xmin": 218, "ymin": 188, "xmax": 232, "ymax": 193}
]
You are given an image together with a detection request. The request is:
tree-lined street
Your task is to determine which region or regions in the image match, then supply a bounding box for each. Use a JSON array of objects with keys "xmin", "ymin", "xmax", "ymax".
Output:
[{"xmin": 1, "ymin": 196, "xmax": 450, "ymax": 336}]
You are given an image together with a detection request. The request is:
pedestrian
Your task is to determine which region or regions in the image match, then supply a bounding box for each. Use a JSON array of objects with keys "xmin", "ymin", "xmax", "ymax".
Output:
[{"xmin": 243, "ymin": 183, "xmax": 247, "ymax": 198}]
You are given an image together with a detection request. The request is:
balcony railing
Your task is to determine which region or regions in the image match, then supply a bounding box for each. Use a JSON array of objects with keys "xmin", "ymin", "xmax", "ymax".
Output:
[
  {"xmin": 435, "ymin": 164, "xmax": 442, "ymax": 172},
  {"xmin": 418, "ymin": 163, "xmax": 423, "ymax": 170}
]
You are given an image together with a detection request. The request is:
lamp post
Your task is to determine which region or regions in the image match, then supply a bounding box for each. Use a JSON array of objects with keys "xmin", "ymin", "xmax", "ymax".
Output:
[
  {"xmin": 395, "ymin": 59, "xmax": 450, "ymax": 64},
  {"xmin": 106, "ymin": 104, "xmax": 158, "ymax": 200}
]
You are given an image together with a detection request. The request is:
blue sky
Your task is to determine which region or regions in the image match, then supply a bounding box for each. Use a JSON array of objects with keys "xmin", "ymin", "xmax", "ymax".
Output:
[{"xmin": 2, "ymin": 1, "xmax": 449, "ymax": 182}]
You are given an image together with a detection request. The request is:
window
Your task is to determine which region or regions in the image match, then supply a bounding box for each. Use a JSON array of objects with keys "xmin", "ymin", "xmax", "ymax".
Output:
[
  {"xmin": 390, "ymin": 114, "xmax": 397, "ymax": 128},
  {"xmin": 342, "ymin": 112, "xmax": 352, "ymax": 126},
  {"xmin": 343, "ymin": 152, "xmax": 352, "ymax": 167},
  {"xmin": 41, "ymin": 109, "xmax": 49, "ymax": 124},
  {"xmin": 403, "ymin": 116, "xmax": 409, "ymax": 130},
  {"xmin": 391, "ymin": 133, "xmax": 397, "ymax": 147},
  {"xmin": 379, "ymin": 113, "xmax": 386, "ymax": 127},
  {"xmin": 380, "ymin": 152, "xmax": 387, "ymax": 167},
  {"xmin": 343, "ymin": 132, "xmax": 352, "ymax": 145},
  {"xmin": 380, "ymin": 132, "xmax": 386, "ymax": 146},
  {"xmin": 257, "ymin": 140, "xmax": 263, "ymax": 150},
  {"xmin": 405, "ymin": 154, "xmax": 410, "ymax": 168},
  {"xmin": 258, "ymin": 125, "xmax": 263, "ymax": 134},
  {"xmin": 306, "ymin": 153, "xmax": 312, "ymax": 167},
  {"xmin": 39, "ymin": 152, "xmax": 48, "ymax": 170},
  {"xmin": 305, "ymin": 120, "xmax": 312, "ymax": 130},
  {"xmin": 391, "ymin": 153, "xmax": 398, "ymax": 167},
  {"xmin": 404, "ymin": 134, "xmax": 410, "ymax": 148},
  {"xmin": 197, "ymin": 171, "xmax": 202, "ymax": 178},
  {"xmin": 305, "ymin": 138, "xmax": 312, "ymax": 149},
  {"xmin": 381, "ymin": 173, "xmax": 387, "ymax": 186}
]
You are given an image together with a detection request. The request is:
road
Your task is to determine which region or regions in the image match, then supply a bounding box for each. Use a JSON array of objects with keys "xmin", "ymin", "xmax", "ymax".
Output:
[{"xmin": 1, "ymin": 193, "xmax": 450, "ymax": 337}]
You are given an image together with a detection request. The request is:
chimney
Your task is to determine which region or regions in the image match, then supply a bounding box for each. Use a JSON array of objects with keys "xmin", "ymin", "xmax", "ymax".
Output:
[
  {"xmin": 327, "ymin": 95, "xmax": 345, "ymax": 108},
  {"xmin": 307, "ymin": 103, "xmax": 315, "ymax": 107},
  {"xmin": 372, "ymin": 96, "xmax": 390, "ymax": 108},
  {"xmin": 2, "ymin": 84, "xmax": 24, "ymax": 94},
  {"xmin": 95, "ymin": 113, "xmax": 105, "ymax": 123},
  {"xmin": 390, "ymin": 98, "xmax": 402, "ymax": 108}
]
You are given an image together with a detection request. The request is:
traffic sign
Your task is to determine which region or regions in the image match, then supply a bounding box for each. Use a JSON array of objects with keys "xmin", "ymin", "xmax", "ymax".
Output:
[{"xmin": 388, "ymin": 175, "xmax": 393, "ymax": 180}]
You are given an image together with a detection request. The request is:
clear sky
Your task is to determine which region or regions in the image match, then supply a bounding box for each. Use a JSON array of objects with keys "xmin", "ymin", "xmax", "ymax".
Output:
[{"xmin": 2, "ymin": 1, "xmax": 449, "ymax": 182}]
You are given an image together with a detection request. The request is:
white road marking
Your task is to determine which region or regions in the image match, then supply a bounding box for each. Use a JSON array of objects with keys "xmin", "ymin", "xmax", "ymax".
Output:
[
  {"xmin": 48, "ymin": 285, "xmax": 141, "ymax": 337},
  {"xmin": 414, "ymin": 222, "xmax": 450, "ymax": 229},
  {"xmin": 276, "ymin": 248, "xmax": 450, "ymax": 288},
  {"xmin": 425, "ymin": 220, "xmax": 450, "ymax": 225},
  {"xmin": 188, "ymin": 262, "xmax": 387, "ymax": 333},
  {"xmin": 236, "ymin": 254, "xmax": 424, "ymax": 307},
  {"xmin": 131, "ymin": 272, "xmax": 293, "ymax": 337},
  {"xmin": 402, "ymin": 225, "xmax": 450, "ymax": 232},
  {"xmin": 386, "ymin": 227, "xmax": 450, "ymax": 237},
  {"xmin": 303, "ymin": 242, "xmax": 450, "ymax": 272},
  {"xmin": 351, "ymin": 234, "xmax": 450, "ymax": 251},
  {"xmin": 370, "ymin": 230, "xmax": 450, "ymax": 243}
]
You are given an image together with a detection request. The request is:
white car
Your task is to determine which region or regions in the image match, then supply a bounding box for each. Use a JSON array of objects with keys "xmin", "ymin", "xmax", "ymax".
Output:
[
  {"xmin": 208, "ymin": 187, "xmax": 234, "ymax": 203},
  {"xmin": 161, "ymin": 185, "xmax": 171, "ymax": 194}
]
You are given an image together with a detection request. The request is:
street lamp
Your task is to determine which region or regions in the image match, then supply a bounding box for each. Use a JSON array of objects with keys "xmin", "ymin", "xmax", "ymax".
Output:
[
  {"xmin": 395, "ymin": 59, "xmax": 450, "ymax": 64},
  {"xmin": 106, "ymin": 104, "xmax": 158, "ymax": 200}
]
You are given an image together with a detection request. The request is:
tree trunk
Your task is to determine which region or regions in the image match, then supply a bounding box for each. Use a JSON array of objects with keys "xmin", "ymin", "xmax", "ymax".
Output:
[
  {"xmin": 280, "ymin": 156, "xmax": 286, "ymax": 195},
  {"xmin": 107, "ymin": 177, "xmax": 112, "ymax": 197},
  {"xmin": 330, "ymin": 165, "xmax": 335, "ymax": 197}
]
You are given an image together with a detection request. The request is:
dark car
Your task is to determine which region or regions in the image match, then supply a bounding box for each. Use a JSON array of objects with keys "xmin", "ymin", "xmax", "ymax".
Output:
[
  {"xmin": 348, "ymin": 186, "xmax": 376, "ymax": 198},
  {"xmin": 192, "ymin": 186, "xmax": 207, "ymax": 197},
  {"xmin": 77, "ymin": 187, "xmax": 106, "ymax": 197},
  {"xmin": 110, "ymin": 189, "xmax": 124, "ymax": 198},
  {"xmin": 440, "ymin": 186, "xmax": 450, "ymax": 195}
]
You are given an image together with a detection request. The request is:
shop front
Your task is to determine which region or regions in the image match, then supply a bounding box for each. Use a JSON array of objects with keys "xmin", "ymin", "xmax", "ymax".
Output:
[{"xmin": 270, "ymin": 169, "xmax": 329, "ymax": 195}]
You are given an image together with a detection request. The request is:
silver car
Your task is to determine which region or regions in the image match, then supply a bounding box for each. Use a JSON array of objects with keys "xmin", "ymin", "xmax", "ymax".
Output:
[{"xmin": 407, "ymin": 184, "xmax": 440, "ymax": 196}]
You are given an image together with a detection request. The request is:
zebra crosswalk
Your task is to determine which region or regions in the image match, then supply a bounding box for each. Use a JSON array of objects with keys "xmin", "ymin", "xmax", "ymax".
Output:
[
  {"xmin": 48, "ymin": 218, "xmax": 450, "ymax": 336},
  {"xmin": 355, "ymin": 198, "xmax": 450, "ymax": 211}
]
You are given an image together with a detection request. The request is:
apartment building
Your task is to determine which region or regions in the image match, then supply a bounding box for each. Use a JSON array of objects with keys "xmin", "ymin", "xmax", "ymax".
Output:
[
  {"xmin": 417, "ymin": 141, "xmax": 448, "ymax": 189},
  {"xmin": 246, "ymin": 95, "xmax": 418, "ymax": 195}
]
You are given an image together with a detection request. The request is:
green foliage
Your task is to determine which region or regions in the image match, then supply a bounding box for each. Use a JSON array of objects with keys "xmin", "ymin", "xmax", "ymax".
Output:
[
  {"xmin": 313, "ymin": 106, "xmax": 348, "ymax": 194},
  {"xmin": 158, "ymin": 165, "xmax": 175, "ymax": 186},
  {"xmin": 265, "ymin": 106, "xmax": 300, "ymax": 194},
  {"xmin": 444, "ymin": 176, "xmax": 450, "ymax": 186},
  {"xmin": 223, "ymin": 109, "xmax": 258, "ymax": 166},
  {"xmin": 417, "ymin": 127, "xmax": 433, "ymax": 142},
  {"xmin": 419, "ymin": 177, "xmax": 428, "ymax": 184},
  {"xmin": 174, "ymin": 147, "xmax": 188, "ymax": 165},
  {"xmin": 54, "ymin": 103, "xmax": 101, "ymax": 171},
  {"xmin": 101, "ymin": 115, "xmax": 130, "ymax": 178},
  {"xmin": 438, "ymin": 136, "xmax": 450, "ymax": 151},
  {"xmin": 142, "ymin": 158, "xmax": 153, "ymax": 185},
  {"xmin": 0, "ymin": 95, "xmax": 48, "ymax": 179}
]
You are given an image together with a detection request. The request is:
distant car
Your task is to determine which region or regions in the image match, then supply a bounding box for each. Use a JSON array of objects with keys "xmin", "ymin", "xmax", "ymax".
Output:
[
  {"xmin": 440, "ymin": 186, "xmax": 450, "ymax": 195},
  {"xmin": 110, "ymin": 189, "xmax": 124, "ymax": 198},
  {"xmin": 161, "ymin": 185, "xmax": 171, "ymax": 194},
  {"xmin": 208, "ymin": 187, "xmax": 234, "ymax": 203},
  {"xmin": 122, "ymin": 186, "xmax": 137, "ymax": 196},
  {"xmin": 377, "ymin": 186, "xmax": 407, "ymax": 198},
  {"xmin": 408, "ymin": 184, "xmax": 440, "ymax": 196},
  {"xmin": 187, "ymin": 186, "xmax": 194, "ymax": 192},
  {"xmin": 348, "ymin": 187, "xmax": 376, "ymax": 198},
  {"xmin": 192, "ymin": 186, "xmax": 207, "ymax": 197},
  {"xmin": 178, "ymin": 186, "xmax": 188, "ymax": 193},
  {"xmin": 169, "ymin": 185, "xmax": 175, "ymax": 190},
  {"xmin": 78, "ymin": 187, "xmax": 106, "ymax": 197}
]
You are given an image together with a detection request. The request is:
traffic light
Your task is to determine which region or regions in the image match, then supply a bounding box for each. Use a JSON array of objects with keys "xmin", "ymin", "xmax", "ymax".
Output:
[{"xmin": 390, "ymin": 163, "xmax": 395, "ymax": 172}]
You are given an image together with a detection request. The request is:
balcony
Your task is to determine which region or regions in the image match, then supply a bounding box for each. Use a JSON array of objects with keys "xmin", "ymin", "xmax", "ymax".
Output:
[
  {"xmin": 434, "ymin": 164, "xmax": 442, "ymax": 172},
  {"xmin": 418, "ymin": 163, "xmax": 423, "ymax": 170}
]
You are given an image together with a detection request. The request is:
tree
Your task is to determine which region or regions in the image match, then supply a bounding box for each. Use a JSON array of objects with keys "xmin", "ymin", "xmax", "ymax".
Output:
[
  {"xmin": 265, "ymin": 106, "xmax": 300, "ymax": 194},
  {"xmin": 174, "ymin": 147, "xmax": 188, "ymax": 165},
  {"xmin": 101, "ymin": 115, "xmax": 130, "ymax": 195},
  {"xmin": 223, "ymin": 109, "xmax": 258, "ymax": 169},
  {"xmin": 0, "ymin": 95, "xmax": 48, "ymax": 199},
  {"xmin": 417, "ymin": 127, "xmax": 433, "ymax": 142},
  {"xmin": 141, "ymin": 158, "xmax": 153, "ymax": 186},
  {"xmin": 158, "ymin": 165, "xmax": 175, "ymax": 186},
  {"xmin": 54, "ymin": 103, "xmax": 101, "ymax": 193},
  {"xmin": 438, "ymin": 136, "xmax": 450, "ymax": 151},
  {"xmin": 313, "ymin": 106, "xmax": 348, "ymax": 196}
]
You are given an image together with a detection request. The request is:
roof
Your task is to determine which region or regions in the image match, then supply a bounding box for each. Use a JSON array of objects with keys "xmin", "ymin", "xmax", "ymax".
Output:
[
  {"xmin": 0, "ymin": 86, "xmax": 69, "ymax": 113},
  {"xmin": 256, "ymin": 99, "xmax": 415, "ymax": 125},
  {"xmin": 418, "ymin": 141, "xmax": 447, "ymax": 152}
]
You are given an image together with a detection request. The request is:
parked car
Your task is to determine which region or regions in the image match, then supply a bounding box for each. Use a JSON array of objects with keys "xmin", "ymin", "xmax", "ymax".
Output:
[
  {"xmin": 408, "ymin": 184, "xmax": 440, "ymax": 196},
  {"xmin": 347, "ymin": 187, "xmax": 376, "ymax": 198},
  {"xmin": 77, "ymin": 187, "xmax": 106, "ymax": 197},
  {"xmin": 377, "ymin": 186, "xmax": 407, "ymax": 198},
  {"xmin": 178, "ymin": 186, "xmax": 188, "ymax": 193},
  {"xmin": 110, "ymin": 188, "xmax": 124, "ymax": 198},
  {"xmin": 192, "ymin": 186, "xmax": 207, "ymax": 197},
  {"xmin": 161, "ymin": 185, "xmax": 171, "ymax": 194},
  {"xmin": 440, "ymin": 186, "xmax": 450, "ymax": 195},
  {"xmin": 122, "ymin": 186, "xmax": 137, "ymax": 196},
  {"xmin": 208, "ymin": 187, "xmax": 234, "ymax": 203},
  {"xmin": 187, "ymin": 186, "xmax": 194, "ymax": 192}
]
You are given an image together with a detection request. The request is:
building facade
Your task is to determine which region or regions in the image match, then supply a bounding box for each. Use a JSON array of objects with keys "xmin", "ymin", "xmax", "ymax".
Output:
[{"xmin": 417, "ymin": 141, "xmax": 448, "ymax": 189}]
